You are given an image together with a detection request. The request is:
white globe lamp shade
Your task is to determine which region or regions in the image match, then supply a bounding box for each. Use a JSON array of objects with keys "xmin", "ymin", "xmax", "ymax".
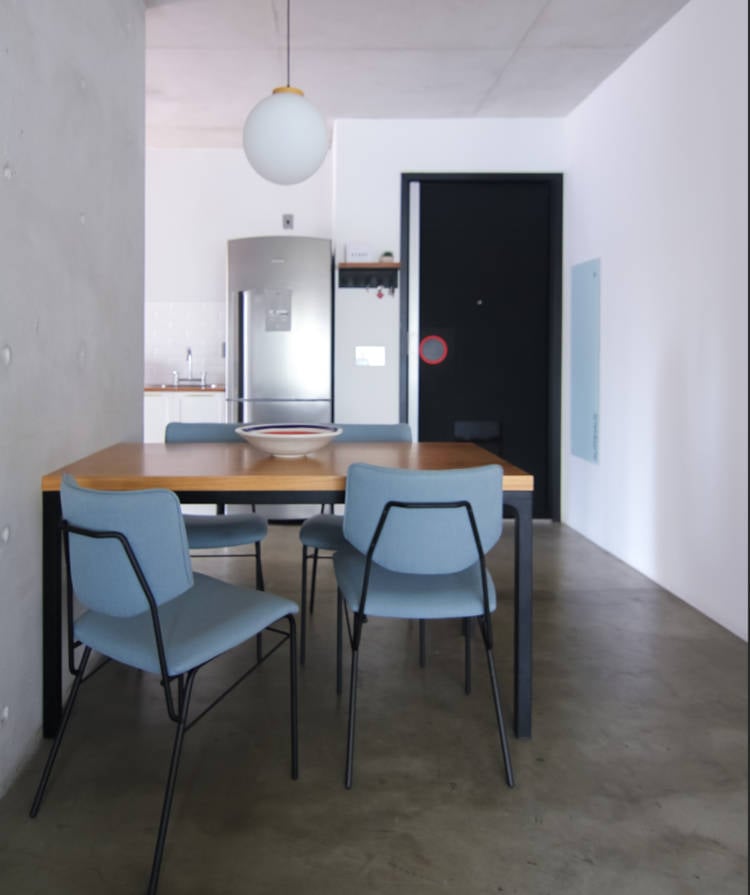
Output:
[{"xmin": 243, "ymin": 86, "xmax": 328, "ymax": 185}]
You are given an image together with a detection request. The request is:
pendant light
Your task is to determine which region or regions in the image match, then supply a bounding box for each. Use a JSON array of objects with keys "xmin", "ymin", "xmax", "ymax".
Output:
[{"xmin": 242, "ymin": 0, "xmax": 328, "ymax": 185}]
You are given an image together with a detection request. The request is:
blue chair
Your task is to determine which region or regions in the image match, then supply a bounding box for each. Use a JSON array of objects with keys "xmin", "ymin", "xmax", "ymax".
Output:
[
  {"xmin": 333, "ymin": 462, "xmax": 514, "ymax": 790},
  {"xmin": 165, "ymin": 422, "xmax": 267, "ymax": 589},
  {"xmin": 30, "ymin": 475, "xmax": 298, "ymax": 895},
  {"xmin": 298, "ymin": 423, "xmax": 412, "ymax": 664}
]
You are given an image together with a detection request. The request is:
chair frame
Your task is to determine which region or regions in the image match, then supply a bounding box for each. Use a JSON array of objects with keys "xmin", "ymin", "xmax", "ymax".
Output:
[
  {"xmin": 300, "ymin": 508, "xmax": 333, "ymax": 662},
  {"xmin": 188, "ymin": 492, "xmax": 264, "ymax": 591},
  {"xmin": 31, "ymin": 519, "xmax": 298, "ymax": 895},
  {"xmin": 165, "ymin": 421, "xmax": 266, "ymax": 661},
  {"xmin": 337, "ymin": 498, "xmax": 514, "ymax": 790},
  {"xmin": 192, "ymin": 511, "xmax": 265, "ymax": 591},
  {"xmin": 299, "ymin": 423, "xmax": 412, "ymax": 665},
  {"xmin": 164, "ymin": 421, "xmax": 264, "ymax": 590}
]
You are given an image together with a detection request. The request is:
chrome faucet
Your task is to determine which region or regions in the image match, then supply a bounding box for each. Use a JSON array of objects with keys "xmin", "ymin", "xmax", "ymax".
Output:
[{"xmin": 186, "ymin": 347, "xmax": 193, "ymax": 381}]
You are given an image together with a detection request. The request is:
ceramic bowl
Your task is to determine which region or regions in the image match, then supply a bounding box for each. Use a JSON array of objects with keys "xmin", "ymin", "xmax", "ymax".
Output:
[{"xmin": 235, "ymin": 423, "xmax": 343, "ymax": 458}]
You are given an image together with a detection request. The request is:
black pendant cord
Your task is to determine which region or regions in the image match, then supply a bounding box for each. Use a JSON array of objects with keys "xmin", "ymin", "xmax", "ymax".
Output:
[{"xmin": 286, "ymin": 0, "xmax": 291, "ymax": 87}]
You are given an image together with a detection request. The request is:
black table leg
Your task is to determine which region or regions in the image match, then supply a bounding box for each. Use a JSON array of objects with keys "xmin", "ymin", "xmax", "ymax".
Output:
[
  {"xmin": 42, "ymin": 491, "xmax": 63, "ymax": 738},
  {"xmin": 504, "ymin": 490, "xmax": 533, "ymax": 738}
]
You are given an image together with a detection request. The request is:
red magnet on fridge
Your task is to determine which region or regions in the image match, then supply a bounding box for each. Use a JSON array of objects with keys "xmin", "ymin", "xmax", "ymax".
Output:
[{"xmin": 419, "ymin": 334, "xmax": 448, "ymax": 365}]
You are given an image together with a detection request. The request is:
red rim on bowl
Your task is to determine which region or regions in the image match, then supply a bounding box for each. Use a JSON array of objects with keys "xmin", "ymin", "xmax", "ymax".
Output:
[{"xmin": 236, "ymin": 424, "xmax": 341, "ymax": 436}]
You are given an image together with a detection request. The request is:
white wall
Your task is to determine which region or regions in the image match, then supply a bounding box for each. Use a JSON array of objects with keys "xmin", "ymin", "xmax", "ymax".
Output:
[
  {"xmin": 563, "ymin": 0, "xmax": 748, "ymax": 638},
  {"xmin": 0, "ymin": 1, "xmax": 145, "ymax": 797},
  {"xmin": 144, "ymin": 149, "xmax": 332, "ymax": 384},
  {"xmin": 144, "ymin": 123, "xmax": 565, "ymax": 422},
  {"xmin": 146, "ymin": 148, "xmax": 333, "ymax": 304},
  {"xmin": 331, "ymin": 119, "xmax": 566, "ymax": 422},
  {"xmin": 141, "ymin": 0, "xmax": 747, "ymax": 640}
]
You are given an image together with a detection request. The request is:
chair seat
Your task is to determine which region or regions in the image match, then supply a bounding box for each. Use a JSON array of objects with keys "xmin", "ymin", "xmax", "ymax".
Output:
[
  {"xmin": 299, "ymin": 513, "xmax": 346, "ymax": 550},
  {"xmin": 183, "ymin": 513, "xmax": 268, "ymax": 549},
  {"xmin": 75, "ymin": 572, "xmax": 297, "ymax": 676},
  {"xmin": 334, "ymin": 548, "xmax": 497, "ymax": 619}
]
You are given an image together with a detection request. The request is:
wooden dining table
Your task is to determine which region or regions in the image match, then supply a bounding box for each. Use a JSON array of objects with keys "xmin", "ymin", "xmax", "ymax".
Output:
[{"xmin": 41, "ymin": 440, "xmax": 534, "ymax": 738}]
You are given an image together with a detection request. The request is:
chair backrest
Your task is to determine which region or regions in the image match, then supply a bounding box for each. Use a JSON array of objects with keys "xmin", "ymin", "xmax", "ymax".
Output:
[
  {"xmin": 342, "ymin": 463, "xmax": 503, "ymax": 575},
  {"xmin": 335, "ymin": 423, "xmax": 412, "ymax": 443},
  {"xmin": 60, "ymin": 475, "xmax": 193, "ymax": 618},
  {"xmin": 165, "ymin": 421, "xmax": 244, "ymax": 443}
]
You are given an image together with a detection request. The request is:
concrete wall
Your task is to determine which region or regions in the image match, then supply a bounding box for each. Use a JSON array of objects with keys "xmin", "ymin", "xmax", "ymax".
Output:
[
  {"xmin": 563, "ymin": 0, "xmax": 748, "ymax": 638},
  {"xmin": 0, "ymin": 1, "xmax": 145, "ymax": 797}
]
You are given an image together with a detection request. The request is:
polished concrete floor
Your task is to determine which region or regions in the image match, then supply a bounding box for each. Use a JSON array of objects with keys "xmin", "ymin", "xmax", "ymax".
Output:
[{"xmin": 0, "ymin": 521, "xmax": 746, "ymax": 894}]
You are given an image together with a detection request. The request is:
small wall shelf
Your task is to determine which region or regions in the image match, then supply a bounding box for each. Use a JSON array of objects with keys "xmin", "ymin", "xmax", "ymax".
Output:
[{"xmin": 338, "ymin": 262, "xmax": 400, "ymax": 290}]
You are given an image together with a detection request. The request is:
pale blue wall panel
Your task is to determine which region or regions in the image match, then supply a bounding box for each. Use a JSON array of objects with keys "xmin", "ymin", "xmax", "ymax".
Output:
[{"xmin": 570, "ymin": 259, "xmax": 600, "ymax": 462}]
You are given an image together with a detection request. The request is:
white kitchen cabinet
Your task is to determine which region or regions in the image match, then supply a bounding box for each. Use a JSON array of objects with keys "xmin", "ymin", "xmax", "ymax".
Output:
[
  {"xmin": 143, "ymin": 393, "xmax": 171, "ymax": 443},
  {"xmin": 143, "ymin": 390, "xmax": 226, "ymax": 442},
  {"xmin": 178, "ymin": 391, "xmax": 226, "ymax": 424}
]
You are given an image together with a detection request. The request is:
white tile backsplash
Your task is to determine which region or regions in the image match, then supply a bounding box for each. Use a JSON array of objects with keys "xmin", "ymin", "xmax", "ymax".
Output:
[{"xmin": 144, "ymin": 302, "xmax": 225, "ymax": 385}]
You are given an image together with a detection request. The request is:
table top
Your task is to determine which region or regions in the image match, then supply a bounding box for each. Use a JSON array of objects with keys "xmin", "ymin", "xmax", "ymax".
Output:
[{"xmin": 42, "ymin": 441, "xmax": 534, "ymax": 494}]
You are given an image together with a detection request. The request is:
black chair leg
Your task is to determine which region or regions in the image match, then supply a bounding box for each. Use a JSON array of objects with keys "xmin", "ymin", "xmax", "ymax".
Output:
[
  {"xmin": 344, "ymin": 645, "xmax": 360, "ymax": 790},
  {"xmin": 255, "ymin": 541, "xmax": 264, "ymax": 591},
  {"xmin": 254, "ymin": 543, "xmax": 265, "ymax": 663},
  {"xmin": 309, "ymin": 549, "xmax": 320, "ymax": 614},
  {"xmin": 287, "ymin": 614, "xmax": 299, "ymax": 780},
  {"xmin": 147, "ymin": 669, "xmax": 198, "ymax": 895},
  {"xmin": 464, "ymin": 617, "xmax": 472, "ymax": 695},
  {"xmin": 419, "ymin": 619, "xmax": 427, "ymax": 667},
  {"xmin": 484, "ymin": 646, "xmax": 514, "ymax": 788},
  {"xmin": 300, "ymin": 546, "xmax": 309, "ymax": 666},
  {"xmin": 30, "ymin": 646, "xmax": 92, "ymax": 818},
  {"xmin": 336, "ymin": 589, "xmax": 343, "ymax": 694}
]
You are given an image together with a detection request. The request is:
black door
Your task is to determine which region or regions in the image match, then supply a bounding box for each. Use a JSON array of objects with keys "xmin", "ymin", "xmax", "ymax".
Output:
[{"xmin": 402, "ymin": 175, "xmax": 561, "ymax": 519}]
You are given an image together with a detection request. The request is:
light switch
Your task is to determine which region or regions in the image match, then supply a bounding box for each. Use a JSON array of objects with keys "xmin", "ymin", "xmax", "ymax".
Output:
[{"xmin": 355, "ymin": 346, "xmax": 386, "ymax": 367}]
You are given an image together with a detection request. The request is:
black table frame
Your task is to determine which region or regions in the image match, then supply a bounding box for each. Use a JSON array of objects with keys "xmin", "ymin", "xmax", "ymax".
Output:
[{"xmin": 42, "ymin": 488, "xmax": 533, "ymax": 738}]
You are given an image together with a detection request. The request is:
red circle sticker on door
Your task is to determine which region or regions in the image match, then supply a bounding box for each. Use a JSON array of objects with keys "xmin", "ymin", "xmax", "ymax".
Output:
[{"xmin": 419, "ymin": 335, "xmax": 448, "ymax": 365}]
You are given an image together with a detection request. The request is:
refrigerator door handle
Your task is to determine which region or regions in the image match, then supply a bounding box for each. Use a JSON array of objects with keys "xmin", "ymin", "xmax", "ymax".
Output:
[{"xmin": 228, "ymin": 397, "xmax": 331, "ymax": 403}]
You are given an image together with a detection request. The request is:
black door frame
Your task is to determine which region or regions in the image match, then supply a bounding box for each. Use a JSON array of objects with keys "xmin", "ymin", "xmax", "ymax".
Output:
[{"xmin": 399, "ymin": 172, "xmax": 563, "ymax": 521}]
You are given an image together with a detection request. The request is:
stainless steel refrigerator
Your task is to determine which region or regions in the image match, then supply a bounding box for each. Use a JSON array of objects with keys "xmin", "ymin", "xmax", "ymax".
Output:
[{"xmin": 226, "ymin": 236, "xmax": 333, "ymax": 425}]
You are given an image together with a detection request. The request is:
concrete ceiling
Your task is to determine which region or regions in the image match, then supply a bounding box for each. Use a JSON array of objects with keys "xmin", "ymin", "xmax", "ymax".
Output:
[{"xmin": 146, "ymin": 0, "xmax": 690, "ymax": 147}]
